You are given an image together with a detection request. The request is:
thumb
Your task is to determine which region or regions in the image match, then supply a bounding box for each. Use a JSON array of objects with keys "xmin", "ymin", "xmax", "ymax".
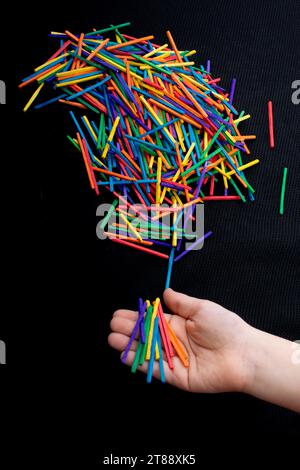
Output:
[{"xmin": 163, "ymin": 288, "xmax": 201, "ymax": 319}]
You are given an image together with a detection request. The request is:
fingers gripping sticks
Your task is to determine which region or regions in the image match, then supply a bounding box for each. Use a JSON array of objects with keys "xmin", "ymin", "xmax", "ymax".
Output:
[{"xmin": 128, "ymin": 297, "xmax": 188, "ymax": 383}]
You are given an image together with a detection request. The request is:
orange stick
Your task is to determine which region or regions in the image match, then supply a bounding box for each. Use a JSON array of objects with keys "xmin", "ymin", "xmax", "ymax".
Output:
[
  {"xmin": 166, "ymin": 30, "xmax": 183, "ymax": 64},
  {"xmin": 110, "ymin": 238, "xmax": 169, "ymax": 259},
  {"xmin": 182, "ymin": 77, "xmax": 224, "ymax": 112},
  {"xmin": 18, "ymin": 63, "xmax": 62, "ymax": 88},
  {"xmin": 58, "ymin": 99, "xmax": 87, "ymax": 109},
  {"xmin": 64, "ymin": 30, "xmax": 79, "ymax": 42},
  {"xmin": 167, "ymin": 323, "xmax": 189, "ymax": 367},
  {"xmin": 234, "ymin": 135, "xmax": 256, "ymax": 141},
  {"xmin": 104, "ymin": 232, "xmax": 153, "ymax": 245},
  {"xmin": 85, "ymin": 38, "xmax": 110, "ymax": 62},
  {"xmin": 171, "ymin": 72, "xmax": 208, "ymax": 118},
  {"xmin": 76, "ymin": 33, "xmax": 85, "ymax": 68},
  {"xmin": 125, "ymin": 59, "xmax": 132, "ymax": 88},
  {"xmin": 120, "ymin": 149, "xmax": 142, "ymax": 173},
  {"xmin": 107, "ymin": 35, "xmax": 154, "ymax": 51},
  {"xmin": 92, "ymin": 167, "xmax": 136, "ymax": 181}
]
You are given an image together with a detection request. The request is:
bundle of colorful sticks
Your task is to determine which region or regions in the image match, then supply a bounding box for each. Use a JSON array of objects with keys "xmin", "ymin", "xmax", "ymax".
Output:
[
  {"xmin": 20, "ymin": 22, "xmax": 259, "ymax": 381},
  {"xmin": 123, "ymin": 297, "xmax": 188, "ymax": 383}
]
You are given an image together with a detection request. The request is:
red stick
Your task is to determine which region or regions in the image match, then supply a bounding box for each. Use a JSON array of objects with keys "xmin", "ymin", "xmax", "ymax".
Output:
[
  {"xmin": 268, "ymin": 100, "xmax": 275, "ymax": 149},
  {"xmin": 158, "ymin": 303, "xmax": 174, "ymax": 357},
  {"xmin": 82, "ymin": 139, "xmax": 99, "ymax": 195},
  {"xmin": 158, "ymin": 312, "xmax": 174, "ymax": 369},
  {"xmin": 68, "ymin": 85, "xmax": 107, "ymax": 113},
  {"xmin": 48, "ymin": 40, "xmax": 71, "ymax": 61},
  {"xmin": 77, "ymin": 133, "xmax": 94, "ymax": 190},
  {"xmin": 110, "ymin": 238, "xmax": 169, "ymax": 259},
  {"xmin": 202, "ymin": 196, "xmax": 241, "ymax": 201},
  {"xmin": 209, "ymin": 175, "xmax": 215, "ymax": 196}
]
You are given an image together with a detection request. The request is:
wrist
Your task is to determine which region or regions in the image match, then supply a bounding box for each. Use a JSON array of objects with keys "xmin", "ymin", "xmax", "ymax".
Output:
[{"xmin": 237, "ymin": 324, "xmax": 265, "ymax": 395}]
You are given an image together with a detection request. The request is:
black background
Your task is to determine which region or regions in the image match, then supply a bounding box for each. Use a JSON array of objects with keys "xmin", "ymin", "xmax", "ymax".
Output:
[{"xmin": 2, "ymin": 0, "xmax": 300, "ymax": 464}]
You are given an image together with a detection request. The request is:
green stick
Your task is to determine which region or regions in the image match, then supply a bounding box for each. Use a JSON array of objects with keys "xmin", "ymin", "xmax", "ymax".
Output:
[{"xmin": 280, "ymin": 167, "xmax": 288, "ymax": 215}]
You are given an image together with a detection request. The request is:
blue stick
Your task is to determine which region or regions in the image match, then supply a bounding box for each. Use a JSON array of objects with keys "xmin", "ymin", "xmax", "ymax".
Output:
[
  {"xmin": 157, "ymin": 333, "xmax": 165, "ymax": 383},
  {"xmin": 147, "ymin": 317, "xmax": 159, "ymax": 383},
  {"xmin": 165, "ymin": 247, "xmax": 175, "ymax": 289}
]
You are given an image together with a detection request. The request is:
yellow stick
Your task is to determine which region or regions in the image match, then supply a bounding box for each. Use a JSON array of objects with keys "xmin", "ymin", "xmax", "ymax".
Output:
[
  {"xmin": 172, "ymin": 198, "xmax": 178, "ymax": 247},
  {"xmin": 203, "ymin": 131, "xmax": 208, "ymax": 152},
  {"xmin": 156, "ymin": 157, "xmax": 162, "ymax": 205},
  {"xmin": 147, "ymin": 68, "xmax": 154, "ymax": 83},
  {"xmin": 102, "ymin": 116, "xmax": 120, "ymax": 159},
  {"xmin": 119, "ymin": 212, "xmax": 143, "ymax": 242},
  {"xmin": 37, "ymin": 62, "xmax": 68, "ymax": 82},
  {"xmin": 227, "ymin": 159, "xmax": 260, "ymax": 175},
  {"xmin": 143, "ymin": 43, "xmax": 168, "ymax": 58},
  {"xmin": 221, "ymin": 159, "xmax": 228, "ymax": 188},
  {"xmin": 23, "ymin": 83, "xmax": 44, "ymax": 112},
  {"xmin": 34, "ymin": 53, "xmax": 69, "ymax": 72},
  {"xmin": 57, "ymin": 66, "xmax": 98, "ymax": 77},
  {"xmin": 159, "ymin": 187, "xmax": 167, "ymax": 205},
  {"xmin": 139, "ymin": 82, "xmax": 164, "ymax": 96},
  {"xmin": 233, "ymin": 114, "xmax": 251, "ymax": 124},
  {"xmin": 232, "ymin": 135, "xmax": 256, "ymax": 141},
  {"xmin": 185, "ymin": 50, "xmax": 197, "ymax": 57},
  {"xmin": 182, "ymin": 142, "xmax": 196, "ymax": 165},
  {"xmin": 56, "ymin": 74, "xmax": 103, "ymax": 87},
  {"xmin": 146, "ymin": 298, "xmax": 160, "ymax": 360},
  {"xmin": 82, "ymin": 116, "xmax": 97, "ymax": 141},
  {"xmin": 157, "ymin": 61, "xmax": 195, "ymax": 68},
  {"xmin": 149, "ymin": 156, "xmax": 155, "ymax": 170},
  {"xmin": 174, "ymin": 120, "xmax": 185, "ymax": 152}
]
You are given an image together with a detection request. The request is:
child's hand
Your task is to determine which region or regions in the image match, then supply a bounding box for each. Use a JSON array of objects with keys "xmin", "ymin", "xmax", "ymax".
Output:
[
  {"xmin": 109, "ymin": 288, "xmax": 300, "ymax": 413},
  {"xmin": 108, "ymin": 288, "xmax": 253, "ymax": 393}
]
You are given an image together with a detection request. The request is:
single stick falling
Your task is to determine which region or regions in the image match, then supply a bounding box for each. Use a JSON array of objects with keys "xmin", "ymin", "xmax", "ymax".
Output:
[
  {"xmin": 268, "ymin": 100, "xmax": 275, "ymax": 148},
  {"xmin": 279, "ymin": 167, "xmax": 288, "ymax": 215}
]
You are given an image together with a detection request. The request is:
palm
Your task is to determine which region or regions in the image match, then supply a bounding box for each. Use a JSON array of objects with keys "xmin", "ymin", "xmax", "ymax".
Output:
[{"xmin": 109, "ymin": 289, "xmax": 249, "ymax": 393}]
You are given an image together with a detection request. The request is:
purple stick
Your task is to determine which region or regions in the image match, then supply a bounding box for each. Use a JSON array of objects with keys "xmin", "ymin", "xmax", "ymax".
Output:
[
  {"xmin": 174, "ymin": 231, "xmax": 213, "ymax": 262},
  {"xmin": 139, "ymin": 300, "xmax": 146, "ymax": 344},
  {"xmin": 229, "ymin": 78, "xmax": 236, "ymax": 105},
  {"xmin": 122, "ymin": 298, "xmax": 146, "ymax": 363}
]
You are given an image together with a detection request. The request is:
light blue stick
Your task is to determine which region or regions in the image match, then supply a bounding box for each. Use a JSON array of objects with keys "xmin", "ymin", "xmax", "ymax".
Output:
[{"xmin": 147, "ymin": 317, "xmax": 159, "ymax": 383}]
